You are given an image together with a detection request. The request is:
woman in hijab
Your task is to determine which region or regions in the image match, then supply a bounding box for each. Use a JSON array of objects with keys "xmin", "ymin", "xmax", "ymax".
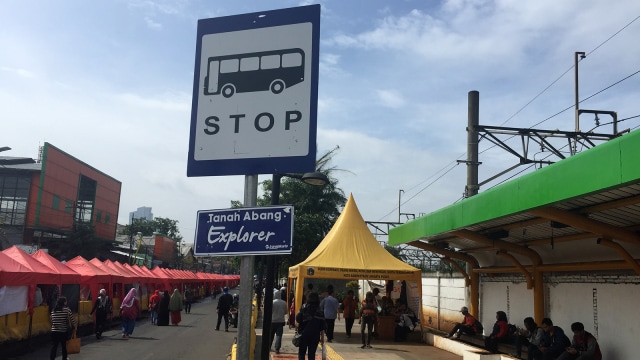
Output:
[
  {"xmin": 119, "ymin": 288, "xmax": 140, "ymax": 338},
  {"xmin": 157, "ymin": 290, "xmax": 171, "ymax": 326},
  {"xmin": 50, "ymin": 296, "xmax": 75, "ymax": 360},
  {"xmin": 169, "ymin": 288, "xmax": 183, "ymax": 325},
  {"xmin": 89, "ymin": 288, "xmax": 112, "ymax": 339}
]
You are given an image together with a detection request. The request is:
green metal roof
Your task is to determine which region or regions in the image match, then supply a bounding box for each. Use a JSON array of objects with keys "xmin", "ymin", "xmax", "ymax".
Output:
[{"xmin": 389, "ymin": 128, "xmax": 640, "ymax": 247}]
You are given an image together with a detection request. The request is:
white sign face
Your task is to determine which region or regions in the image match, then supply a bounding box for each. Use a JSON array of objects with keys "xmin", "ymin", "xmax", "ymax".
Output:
[{"xmin": 194, "ymin": 23, "xmax": 313, "ymax": 161}]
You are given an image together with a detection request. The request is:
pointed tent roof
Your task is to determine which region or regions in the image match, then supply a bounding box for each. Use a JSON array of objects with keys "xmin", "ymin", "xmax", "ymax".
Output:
[
  {"xmin": 0, "ymin": 251, "xmax": 35, "ymax": 287},
  {"xmin": 289, "ymin": 194, "xmax": 420, "ymax": 278},
  {"xmin": 66, "ymin": 256, "xmax": 112, "ymax": 284},
  {"xmin": 288, "ymin": 194, "xmax": 421, "ymax": 314},
  {"xmin": 3, "ymin": 246, "xmax": 62, "ymax": 284},
  {"xmin": 89, "ymin": 258, "xmax": 128, "ymax": 283},
  {"xmin": 31, "ymin": 250, "xmax": 81, "ymax": 284}
]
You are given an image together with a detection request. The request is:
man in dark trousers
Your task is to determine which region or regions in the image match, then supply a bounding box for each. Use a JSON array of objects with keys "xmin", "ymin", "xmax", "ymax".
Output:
[{"xmin": 216, "ymin": 287, "xmax": 233, "ymax": 332}]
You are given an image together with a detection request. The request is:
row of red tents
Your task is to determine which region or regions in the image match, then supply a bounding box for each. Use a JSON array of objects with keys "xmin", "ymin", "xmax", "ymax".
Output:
[{"xmin": 0, "ymin": 246, "xmax": 239, "ymax": 313}]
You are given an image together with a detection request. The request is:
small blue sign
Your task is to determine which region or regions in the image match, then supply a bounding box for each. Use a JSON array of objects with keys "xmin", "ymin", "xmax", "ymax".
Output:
[{"xmin": 193, "ymin": 206, "xmax": 294, "ymax": 256}]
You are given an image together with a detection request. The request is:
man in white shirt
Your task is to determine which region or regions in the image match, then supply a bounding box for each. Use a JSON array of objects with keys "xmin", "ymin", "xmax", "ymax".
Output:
[{"xmin": 270, "ymin": 290, "xmax": 288, "ymax": 354}]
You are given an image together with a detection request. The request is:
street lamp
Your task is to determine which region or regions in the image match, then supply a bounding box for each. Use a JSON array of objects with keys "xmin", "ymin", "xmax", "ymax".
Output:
[{"xmin": 260, "ymin": 171, "xmax": 328, "ymax": 360}]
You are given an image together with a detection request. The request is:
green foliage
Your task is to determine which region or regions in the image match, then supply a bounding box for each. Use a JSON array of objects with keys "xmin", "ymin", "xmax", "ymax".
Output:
[
  {"xmin": 259, "ymin": 147, "xmax": 348, "ymax": 274},
  {"xmin": 47, "ymin": 223, "xmax": 111, "ymax": 261},
  {"xmin": 346, "ymin": 281, "xmax": 361, "ymax": 291},
  {"xmin": 120, "ymin": 217, "xmax": 182, "ymax": 241},
  {"xmin": 119, "ymin": 216, "xmax": 183, "ymax": 267}
]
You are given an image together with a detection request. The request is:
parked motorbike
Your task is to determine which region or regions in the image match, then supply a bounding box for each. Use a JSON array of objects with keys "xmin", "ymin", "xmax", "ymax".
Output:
[{"xmin": 229, "ymin": 307, "xmax": 238, "ymax": 328}]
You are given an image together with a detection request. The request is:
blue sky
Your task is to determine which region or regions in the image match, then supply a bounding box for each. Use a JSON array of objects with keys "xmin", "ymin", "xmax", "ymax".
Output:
[{"xmin": 2, "ymin": 1, "xmax": 639, "ymax": 241}]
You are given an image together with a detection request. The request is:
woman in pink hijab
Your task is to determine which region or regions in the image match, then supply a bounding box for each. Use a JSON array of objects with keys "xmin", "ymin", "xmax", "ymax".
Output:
[{"xmin": 119, "ymin": 288, "xmax": 140, "ymax": 338}]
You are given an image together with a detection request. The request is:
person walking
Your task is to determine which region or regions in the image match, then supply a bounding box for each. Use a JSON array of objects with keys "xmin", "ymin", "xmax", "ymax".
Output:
[
  {"xmin": 342, "ymin": 289, "xmax": 359, "ymax": 338},
  {"xmin": 295, "ymin": 292, "xmax": 326, "ymax": 360},
  {"xmin": 89, "ymin": 288, "xmax": 112, "ymax": 339},
  {"xmin": 148, "ymin": 289, "xmax": 161, "ymax": 325},
  {"xmin": 169, "ymin": 288, "xmax": 183, "ymax": 325},
  {"xmin": 360, "ymin": 291, "xmax": 378, "ymax": 349},
  {"xmin": 119, "ymin": 288, "xmax": 140, "ymax": 338},
  {"xmin": 184, "ymin": 287, "xmax": 193, "ymax": 314},
  {"xmin": 270, "ymin": 289, "xmax": 287, "ymax": 354},
  {"xmin": 319, "ymin": 285, "xmax": 339, "ymax": 342},
  {"xmin": 50, "ymin": 296, "xmax": 75, "ymax": 360},
  {"xmin": 157, "ymin": 290, "xmax": 170, "ymax": 326},
  {"xmin": 216, "ymin": 286, "xmax": 233, "ymax": 331}
]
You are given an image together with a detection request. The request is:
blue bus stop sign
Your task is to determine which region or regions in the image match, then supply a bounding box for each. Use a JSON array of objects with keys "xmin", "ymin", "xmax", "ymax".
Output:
[
  {"xmin": 193, "ymin": 206, "xmax": 294, "ymax": 256},
  {"xmin": 188, "ymin": 5, "xmax": 320, "ymax": 177}
]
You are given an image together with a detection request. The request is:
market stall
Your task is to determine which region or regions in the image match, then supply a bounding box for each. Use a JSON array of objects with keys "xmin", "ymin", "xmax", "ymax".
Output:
[{"xmin": 288, "ymin": 194, "xmax": 422, "ymax": 339}]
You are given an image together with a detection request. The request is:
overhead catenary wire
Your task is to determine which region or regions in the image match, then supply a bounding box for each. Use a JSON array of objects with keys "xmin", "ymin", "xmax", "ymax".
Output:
[{"xmin": 382, "ymin": 15, "xmax": 640, "ymax": 222}]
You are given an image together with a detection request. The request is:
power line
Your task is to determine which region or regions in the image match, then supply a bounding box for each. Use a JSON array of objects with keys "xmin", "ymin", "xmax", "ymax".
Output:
[{"xmin": 386, "ymin": 16, "xmax": 640, "ymax": 220}]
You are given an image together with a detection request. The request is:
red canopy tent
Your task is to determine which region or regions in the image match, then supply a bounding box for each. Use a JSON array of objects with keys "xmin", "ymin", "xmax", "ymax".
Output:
[
  {"xmin": 150, "ymin": 267, "xmax": 174, "ymax": 291},
  {"xmin": 0, "ymin": 252, "xmax": 35, "ymax": 316},
  {"xmin": 131, "ymin": 264, "xmax": 162, "ymax": 285},
  {"xmin": 2, "ymin": 247, "xmax": 65, "ymax": 315},
  {"xmin": 65, "ymin": 256, "xmax": 112, "ymax": 301},
  {"xmin": 31, "ymin": 250, "xmax": 81, "ymax": 285},
  {"xmin": 0, "ymin": 251, "xmax": 35, "ymax": 288},
  {"xmin": 3, "ymin": 246, "xmax": 62, "ymax": 285}
]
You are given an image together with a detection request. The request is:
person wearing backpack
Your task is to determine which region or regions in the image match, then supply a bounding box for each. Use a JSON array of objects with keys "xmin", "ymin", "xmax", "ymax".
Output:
[
  {"xmin": 447, "ymin": 306, "xmax": 481, "ymax": 338},
  {"xmin": 485, "ymin": 310, "xmax": 511, "ymax": 353},
  {"xmin": 295, "ymin": 292, "xmax": 326, "ymax": 359},
  {"xmin": 89, "ymin": 289, "xmax": 112, "ymax": 339}
]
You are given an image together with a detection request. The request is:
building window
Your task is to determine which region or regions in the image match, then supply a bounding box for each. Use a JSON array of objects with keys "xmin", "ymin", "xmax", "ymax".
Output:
[
  {"xmin": 76, "ymin": 174, "xmax": 97, "ymax": 225},
  {"xmin": 0, "ymin": 174, "xmax": 29, "ymax": 226},
  {"xmin": 96, "ymin": 210, "xmax": 102, "ymax": 223},
  {"xmin": 52, "ymin": 194, "xmax": 60, "ymax": 210},
  {"xmin": 65, "ymin": 199, "xmax": 73, "ymax": 214},
  {"xmin": 105, "ymin": 212, "xmax": 111, "ymax": 224}
]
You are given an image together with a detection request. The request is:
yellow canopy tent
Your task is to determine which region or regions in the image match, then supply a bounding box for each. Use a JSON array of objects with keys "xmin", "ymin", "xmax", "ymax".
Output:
[{"xmin": 288, "ymin": 194, "xmax": 422, "ymax": 316}]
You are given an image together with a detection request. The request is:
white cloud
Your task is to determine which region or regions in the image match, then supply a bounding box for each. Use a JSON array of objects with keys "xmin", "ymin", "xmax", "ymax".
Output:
[
  {"xmin": 375, "ymin": 89, "xmax": 406, "ymax": 109},
  {"xmin": 115, "ymin": 92, "xmax": 191, "ymax": 112},
  {"xmin": 2, "ymin": 0, "xmax": 639, "ymax": 239},
  {"xmin": 0, "ymin": 66, "xmax": 36, "ymax": 79},
  {"xmin": 144, "ymin": 16, "xmax": 162, "ymax": 30}
]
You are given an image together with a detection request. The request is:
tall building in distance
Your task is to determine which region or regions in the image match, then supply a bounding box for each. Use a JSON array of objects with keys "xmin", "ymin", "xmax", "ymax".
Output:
[{"xmin": 129, "ymin": 206, "xmax": 153, "ymax": 223}]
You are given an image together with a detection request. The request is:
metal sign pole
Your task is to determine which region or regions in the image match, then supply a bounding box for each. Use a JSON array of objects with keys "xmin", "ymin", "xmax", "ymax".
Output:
[{"xmin": 237, "ymin": 174, "xmax": 258, "ymax": 360}]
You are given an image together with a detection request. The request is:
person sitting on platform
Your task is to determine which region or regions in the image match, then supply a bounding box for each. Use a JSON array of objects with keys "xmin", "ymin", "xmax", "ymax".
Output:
[
  {"xmin": 447, "ymin": 306, "xmax": 481, "ymax": 339},
  {"xmin": 484, "ymin": 310, "xmax": 511, "ymax": 353},
  {"xmin": 556, "ymin": 322, "xmax": 602, "ymax": 360},
  {"xmin": 380, "ymin": 296, "xmax": 394, "ymax": 316},
  {"xmin": 539, "ymin": 318, "xmax": 571, "ymax": 360},
  {"xmin": 393, "ymin": 299, "xmax": 418, "ymax": 342},
  {"xmin": 512, "ymin": 317, "xmax": 544, "ymax": 360}
]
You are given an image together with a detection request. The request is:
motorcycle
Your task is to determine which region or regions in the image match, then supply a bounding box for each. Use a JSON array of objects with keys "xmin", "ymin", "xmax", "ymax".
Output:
[
  {"xmin": 228, "ymin": 306, "xmax": 238, "ymax": 328},
  {"xmin": 228, "ymin": 294, "xmax": 239, "ymax": 328}
]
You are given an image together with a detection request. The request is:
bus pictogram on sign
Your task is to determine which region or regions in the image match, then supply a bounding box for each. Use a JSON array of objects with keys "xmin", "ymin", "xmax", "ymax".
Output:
[{"xmin": 204, "ymin": 48, "xmax": 305, "ymax": 98}]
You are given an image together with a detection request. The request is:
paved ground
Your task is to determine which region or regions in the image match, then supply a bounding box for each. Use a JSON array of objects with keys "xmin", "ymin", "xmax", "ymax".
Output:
[
  {"xmin": 3, "ymin": 291, "xmax": 462, "ymax": 360},
  {"xmin": 269, "ymin": 319, "xmax": 462, "ymax": 360}
]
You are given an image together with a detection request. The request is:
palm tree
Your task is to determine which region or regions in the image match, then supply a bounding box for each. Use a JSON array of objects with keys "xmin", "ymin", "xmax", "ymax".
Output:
[{"xmin": 259, "ymin": 146, "xmax": 348, "ymax": 274}]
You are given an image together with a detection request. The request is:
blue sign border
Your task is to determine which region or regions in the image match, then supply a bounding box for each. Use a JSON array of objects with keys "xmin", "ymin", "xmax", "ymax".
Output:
[
  {"xmin": 193, "ymin": 205, "xmax": 295, "ymax": 256},
  {"xmin": 187, "ymin": 5, "xmax": 320, "ymax": 177}
]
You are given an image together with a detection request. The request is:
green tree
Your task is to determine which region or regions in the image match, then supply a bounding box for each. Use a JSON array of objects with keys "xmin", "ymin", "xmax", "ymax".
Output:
[
  {"xmin": 119, "ymin": 217, "xmax": 183, "ymax": 267},
  {"xmin": 258, "ymin": 146, "xmax": 348, "ymax": 274},
  {"xmin": 48, "ymin": 223, "xmax": 111, "ymax": 261}
]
